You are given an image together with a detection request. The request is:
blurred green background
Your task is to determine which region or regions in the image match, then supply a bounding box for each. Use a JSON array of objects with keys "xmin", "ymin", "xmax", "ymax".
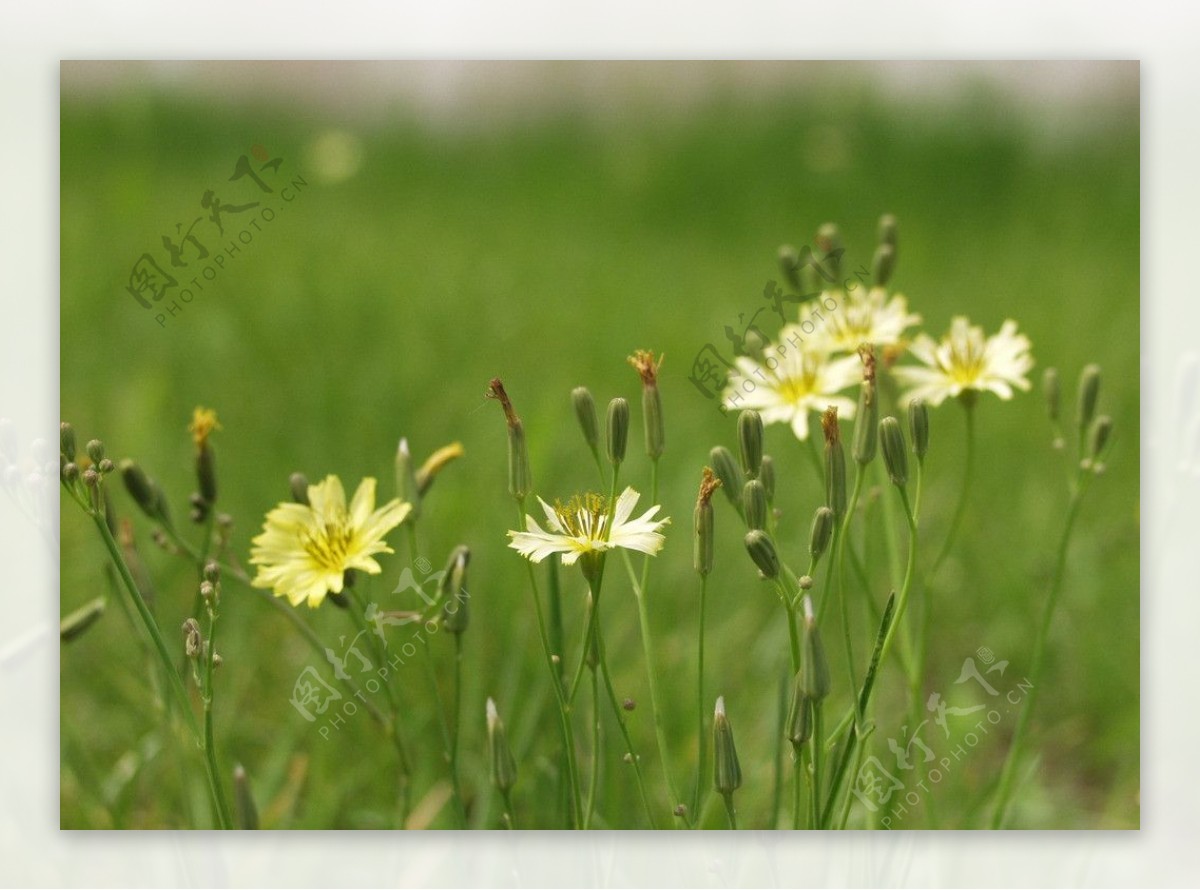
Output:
[{"xmin": 60, "ymin": 62, "xmax": 1138, "ymax": 829}]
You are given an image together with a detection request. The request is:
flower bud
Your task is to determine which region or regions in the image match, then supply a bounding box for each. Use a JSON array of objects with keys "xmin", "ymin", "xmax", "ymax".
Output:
[
  {"xmin": 182, "ymin": 617, "xmax": 203, "ymax": 659},
  {"xmin": 440, "ymin": 545, "xmax": 471, "ymax": 634},
  {"xmin": 204, "ymin": 561, "xmax": 221, "ymax": 584},
  {"xmin": 815, "ymin": 222, "xmax": 843, "ymax": 281},
  {"xmin": 694, "ymin": 468, "xmax": 720, "ymax": 577},
  {"xmin": 853, "ymin": 382, "xmax": 878, "ymax": 466},
  {"xmin": 709, "ymin": 446, "xmax": 741, "ymax": 509},
  {"xmin": 1042, "ymin": 367, "xmax": 1060, "ymax": 423},
  {"xmin": 62, "ymin": 461, "xmax": 79, "ymax": 484},
  {"xmin": 809, "ymin": 505, "xmax": 834, "ymax": 563},
  {"xmin": 744, "ymin": 529, "xmax": 779, "ymax": 579},
  {"xmin": 606, "ymin": 397, "xmax": 629, "ymax": 466},
  {"xmin": 487, "ymin": 698, "xmax": 518, "ymax": 794},
  {"xmin": 396, "ymin": 438, "xmax": 422, "ymax": 518},
  {"xmin": 822, "ymin": 408, "xmax": 847, "ymax": 521},
  {"xmin": 800, "ymin": 596, "xmax": 831, "ymax": 700},
  {"xmin": 86, "ymin": 439, "xmax": 105, "ymax": 464},
  {"xmin": 871, "ymin": 243, "xmax": 896, "ymax": 288},
  {"xmin": 743, "ymin": 479, "xmax": 768, "ymax": 531},
  {"xmin": 908, "ymin": 399, "xmax": 929, "ymax": 462},
  {"xmin": 713, "ymin": 696, "xmax": 742, "ymax": 795},
  {"xmin": 415, "ymin": 442, "xmax": 464, "ymax": 497},
  {"xmin": 759, "ymin": 455, "xmax": 776, "ymax": 503},
  {"xmin": 196, "ymin": 441, "xmax": 217, "ymax": 505},
  {"xmin": 289, "ymin": 472, "xmax": 310, "ymax": 505},
  {"xmin": 737, "ymin": 410, "xmax": 763, "ymax": 478},
  {"xmin": 233, "ymin": 764, "xmax": 259, "ymax": 830},
  {"xmin": 878, "ymin": 213, "xmax": 898, "ymax": 249},
  {"xmin": 1077, "ymin": 364, "xmax": 1101, "ymax": 439},
  {"xmin": 1086, "ymin": 415, "xmax": 1114, "ymax": 470},
  {"xmin": 60, "ymin": 422, "xmax": 76, "ymax": 462},
  {"xmin": 120, "ymin": 459, "xmax": 167, "ymax": 523},
  {"xmin": 778, "ymin": 245, "xmax": 802, "ymax": 292},
  {"xmin": 879, "ymin": 416, "xmax": 908, "ymax": 487},
  {"xmin": 785, "ymin": 678, "xmax": 812, "ymax": 747},
  {"xmin": 629, "ymin": 350, "xmax": 665, "ymax": 461},
  {"xmin": 60, "ymin": 596, "xmax": 106, "ymax": 642},
  {"xmin": 571, "ymin": 386, "xmax": 600, "ymax": 455}
]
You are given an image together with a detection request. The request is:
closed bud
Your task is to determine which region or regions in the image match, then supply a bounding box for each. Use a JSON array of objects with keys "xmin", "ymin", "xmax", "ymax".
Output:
[
  {"xmin": 203, "ymin": 561, "xmax": 221, "ymax": 584},
  {"xmin": 1077, "ymin": 364, "xmax": 1102, "ymax": 439},
  {"xmin": 879, "ymin": 416, "xmax": 908, "ymax": 487},
  {"xmin": 1086, "ymin": 415, "xmax": 1114, "ymax": 470},
  {"xmin": 233, "ymin": 764, "xmax": 259, "ymax": 830},
  {"xmin": 606, "ymin": 397, "xmax": 629, "ymax": 466},
  {"xmin": 415, "ymin": 442, "xmax": 464, "ymax": 497},
  {"xmin": 800, "ymin": 596, "xmax": 831, "ymax": 700},
  {"xmin": 289, "ymin": 472, "xmax": 310, "ymax": 505},
  {"xmin": 196, "ymin": 442, "xmax": 217, "ymax": 505},
  {"xmin": 62, "ymin": 462, "xmax": 79, "ymax": 483},
  {"xmin": 120, "ymin": 459, "xmax": 164, "ymax": 521},
  {"xmin": 871, "ymin": 243, "xmax": 896, "ymax": 288},
  {"xmin": 737, "ymin": 410, "xmax": 763, "ymax": 478},
  {"xmin": 694, "ymin": 468, "xmax": 720, "ymax": 577},
  {"xmin": 878, "ymin": 213, "xmax": 898, "ymax": 249},
  {"xmin": 60, "ymin": 422, "xmax": 76, "ymax": 462},
  {"xmin": 709, "ymin": 446, "xmax": 742, "ymax": 510},
  {"xmin": 487, "ymin": 698, "xmax": 518, "ymax": 794},
  {"xmin": 86, "ymin": 439, "xmax": 105, "ymax": 464},
  {"xmin": 1042, "ymin": 368, "xmax": 1061, "ymax": 423},
  {"xmin": 853, "ymin": 382, "xmax": 878, "ymax": 466},
  {"xmin": 629, "ymin": 350, "xmax": 665, "ymax": 460},
  {"xmin": 809, "ymin": 505, "xmax": 834, "ymax": 563},
  {"xmin": 182, "ymin": 617, "xmax": 202, "ymax": 659},
  {"xmin": 822, "ymin": 408, "xmax": 847, "ymax": 520},
  {"xmin": 778, "ymin": 245, "xmax": 802, "ymax": 292},
  {"xmin": 743, "ymin": 480, "xmax": 768, "ymax": 531},
  {"xmin": 713, "ymin": 696, "xmax": 742, "ymax": 795},
  {"xmin": 396, "ymin": 438, "xmax": 422, "ymax": 518},
  {"xmin": 98, "ymin": 458, "xmax": 115, "ymax": 475},
  {"xmin": 60, "ymin": 596, "xmax": 106, "ymax": 643},
  {"xmin": 508, "ymin": 420, "xmax": 531, "ymax": 501},
  {"xmin": 908, "ymin": 399, "xmax": 930, "ymax": 462},
  {"xmin": 815, "ymin": 222, "xmax": 844, "ymax": 280},
  {"xmin": 440, "ymin": 545, "xmax": 471, "ymax": 634},
  {"xmin": 744, "ymin": 529, "xmax": 780, "ymax": 579},
  {"xmin": 785, "ymin": 678, "xmax": 812, "ymax": 747},
  {"xmin": 759, "ymin": 455, "xmax": 776, "ymax": 503},
  {"xmin": 571, "ymin": 386, "xmax": 600, "ymax": 454}
]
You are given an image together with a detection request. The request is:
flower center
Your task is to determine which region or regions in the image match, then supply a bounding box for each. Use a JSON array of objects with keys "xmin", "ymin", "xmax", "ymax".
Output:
[
  {"xmin": 553, "ymin": 492, "xmax": 611, "ymax": 540},
  {"xmin": 301, "ymin": 515, "xmax": 356, "ymax": 571}
]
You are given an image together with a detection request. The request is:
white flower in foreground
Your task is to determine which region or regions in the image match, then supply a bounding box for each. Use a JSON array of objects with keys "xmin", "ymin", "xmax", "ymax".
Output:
[
  {"xmin": 808, "ymin": 287, "xmax": 921, "ymax": 354},
  {"xmin": 724, "ymin": 328, "xmax": 860, "ymax": 440},
  {"xmin": 508, "ymin": 487, "xmax": 669, "ymax": 565},
  {"xmin": 894, "ymin": 316, "xmax": 1034, "ymax": 407}
]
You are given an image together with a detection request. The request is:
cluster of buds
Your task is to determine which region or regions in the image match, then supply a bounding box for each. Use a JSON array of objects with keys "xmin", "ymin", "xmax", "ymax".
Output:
[
  {"xmin": 59, "ymin": 424, "xmax": 117, "ymax": 519},
  {"xmin": 1044, "ymin": 363, "xmax": 1113, "ymax": 474}
]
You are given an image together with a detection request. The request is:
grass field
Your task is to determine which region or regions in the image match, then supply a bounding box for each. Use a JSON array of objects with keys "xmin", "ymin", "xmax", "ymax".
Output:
[{"xmin": 59, "ymin": 75, "xmax": 1139, "ymax": 829}]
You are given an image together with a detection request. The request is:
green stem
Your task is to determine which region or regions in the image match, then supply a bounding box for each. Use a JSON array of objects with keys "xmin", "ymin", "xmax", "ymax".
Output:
[
  {"xmin": 452, "ymin": 633, "xmax": 465, "ymax": 826},
  {"xmin": 722, "ymin": 792, "xmax": 738, "ymax": 829},
  {"xmin": 584, "ymin": 666, "xmax": 602, "ymax": 829},
  {"xmin": 594, "ymin": 624, "xmax": 658, "ymax": 828},
  {"xmin": 693, "ymin": 573, "xmax": 708, "ymax": 822},
  {"xmin": 500, "ymin": 788, "xmax": 516, "ymax": 829},
  {"xmin": 932, "ymin": 401, "xmax": 976, "ymax": 573},
  {"xmin": 202, "ymin": 603, "xmax": 234, "ymax": 829},
  {"xmin": 990, "ymin": 478, "xmax": 1089, "ymax": 828},
  {"xmin": 420, "ymin": 635, "xmax": 466, "ymax": 827},
  {"xmin": 810, "ymin": 701, "xmax": 824, "ymax": 831}
]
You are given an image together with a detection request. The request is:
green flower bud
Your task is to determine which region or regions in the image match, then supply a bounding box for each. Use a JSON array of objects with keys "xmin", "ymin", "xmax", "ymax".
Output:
[
  {"xmin": 630, "ymin": 350, "xmax": 665, "ymax": 461},
  {"xmin": 233, "ymin": 764, "xmax": 259, "ymax": 830},
  {"xmin": 86, "ymin": 439, "xmax": 105, "ymax": 464},
  {"xmin": 120, "ymin": 459, "xmax": 165, "ymax": 522},
  {"xmin": 1077, "ymin": 364, "xmax": 1101, "ymax": 440},
  {"xmin": 908, "ymin": 399, "xmax": 930, "ymax": 462},
  {"xmin": 759, "ymin": 455, "xmax": 776, "ymax": 503},
  {"xmin": 396, "ymin": 438, "xmax": 422, "ymax": 518},
  {"xmin": 713, "ymin": 696, "xmax": 742, "ymax": 795},
  {"xmin": 785, "ymin": 678, "xmax": 812, "ymax": 747},
  {"xmin": 853, "ymin": 381, "xmax": 878, "ymax": 466},
  {"xmin": 60, "ymin": 422, "xmax": 76, "ymax": 462},
  {"xmin": 879, "ymin": 416, "xmax": 908, "ymax": 487},
  {"xmin": 60, "ymin": 596, "xmax": 106, "ymax": 643},
  {"xmin": 822, "ymin": 408, "xmax": 847, "ymax": 521},
  {"xmin": 778, "ymin": 245, "xmax": 802, "ymax": 292},
  {"xmin": 289, "ymin": 472, "xmax": 310, "ymax": 505},
  {"xmin": 744, "ymin": 529, "xmax": 780, "ymax": 579},
  {"xmin": 1042, "ymin": 367, "xmax": 1061, "ymax": 423},
  {"xmin": 606, "ymin": 397, "xmax": 629, "ymax": 466},
  {"xmin": 809, "ymin": 505, "xmax": 834, "ymax": 563},
  {"xmin": 487, "ymin": 698, "xmax": 518, "ymax": 794},
  {"xmin": 816, "ymin": 222, "xmax": 843, "ymax": 281},
  {"xmin": 1086, "ymin": 415, "xmax": 1114, "ymax": 470},
  {"xmin": 694, "ymin": 468, "xmax": 719, "ymax": 577},
  {"xmin": 197, "ymin": 442, "xmax": 217, "ymax": 505},
  {"xmin": 799, "ymin": 596, "xmax": 831, "ymax": 700},
  {"xmin": 871, "ymin": 243, "xmax": 896, "ymax": 288},
  {"xmin": 571, "ymin": 386, "xmax": 600, "ymax": 455},
  {"xmin": 709, "ymin": 446, "xmax": 742, "ymax": 510},
  {"xmin": 737, "ymin": 410, "xmax": 763, "ymax": 478},
  {"xmin": 743, "ymin": 479, "xmax": 768, "ymax": 531},
  {"xmin": 440, "ymin": 545, "xmax": 471, "ymax": 634}
]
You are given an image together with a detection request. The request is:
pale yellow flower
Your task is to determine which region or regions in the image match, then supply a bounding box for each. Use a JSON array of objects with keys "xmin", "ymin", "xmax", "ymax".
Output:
[
  {"xmin": 508, "ymin": 487, "xmax": 669, "ymax": 565},
  {"xmin": 808, "ymin": 286, "xmax": 921, "ymax": 354},
  {"xmin": 250, "ymin": 475, "xmax": 411, "ymax": 607},
  {"xmin": 894, "ymin": 316, "xmax": 1034, "ymax": 406}
]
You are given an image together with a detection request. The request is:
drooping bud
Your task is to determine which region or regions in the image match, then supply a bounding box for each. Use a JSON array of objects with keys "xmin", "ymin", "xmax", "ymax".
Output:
[
  {"xmin": 1077, "ymin": 364, "xmax": 1102, "ymax": 440},
  {"xmin": 713, "ymin": 696, "xmax": 742, "ymax": 795},
  {"xmin": 871, "ymin": 243, "xmax": 896, "ymax": 288},
  {"xmin": 809, "ymin": 505, "xmax": 834, "ymax": 563},
  {"xmin": 486, "ymin": 378, "xmax": 531, "ymax": 501},
  {"xmin": 1042, "ymin": 368, "xmax": 1061, "ymax": 423},
  {"xmin": 60, "ymin": 422, "xmax": 76, "ymax": 462},
  {"xmin": 440, "ymin": 545, "xmax": 471, "ymax": 634},
  {"xmin": 629, "ymin": 350, "xmax": 665, "ymax": 461},
  {"xmin": 606, "ymin": 397, "xmax": 629, "ymax": 466},
  {"xmin": 120, "ymin": 459, "xmax": 168, "ymax": 523},
  {"xmin": 737, "ymin": 410, "xmax": 763, "ymax": 478},
  {"xmin": 799, "ymin": 596, "xmax": 831, "ymax": 700},
  {"xmin": 744, "ymin": 529, "xmax": 780, "ymax": 579},
  {"xmin": 1085, "ymin": 415, "xmax": 1114, "ymax": 472},
  {"xmin": 571, "ymin": 386, "xmax": 600, "ymax": 456},
  {"xmin": 743, "ymin": 479, "xmax": 768, "ymax": 531},
  {"xmin": 709, "ymin": 446, "xmax": 741, "ymax": 510},
  {"xmin": 759, "ymin": 455, "xmax": 776, "ymax": 503},
  {"xmin": 852, "ymin": 346, "xmax": 878, "ymax": 466},
  {"xmin": 289, "ymin": 472, "xmax": 310, "ymax": 505},
  {"xmin": 60, "ymin": 596, "xmax": 106, "ymax": 642},
  {"xmin": 785, "ymin": 677, "xmax": 812, "ymax": 747},
  {"xmin": 879, "ymin": 416, "xmax": 909, "ymax": 487},
  {"xmin": 908, "ymin": 399, "xmax": 930, "ymax": 462},
  {"xmin": 415, "ymin": 442, "xmax": 464, "ymax": 497},
  {"xmin": 694, "ymin": 467, "xmax": 720, "ymax": 577},
  {"xmin": 233, "ymin": 764, "xmax": 259, "ymax": 830},
  {"xmin": 487, "ymin": 697, "xmax": 518, "ymax": 794},
  {"xmin": 822, "ymin": 407, "xmax": 847, "ymax": 521}
]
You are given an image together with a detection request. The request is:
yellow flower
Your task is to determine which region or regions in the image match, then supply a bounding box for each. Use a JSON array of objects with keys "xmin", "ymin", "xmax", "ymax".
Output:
[{"xmin": 250, "ymin": 475, "xmax": 411, "ymax": 607}]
